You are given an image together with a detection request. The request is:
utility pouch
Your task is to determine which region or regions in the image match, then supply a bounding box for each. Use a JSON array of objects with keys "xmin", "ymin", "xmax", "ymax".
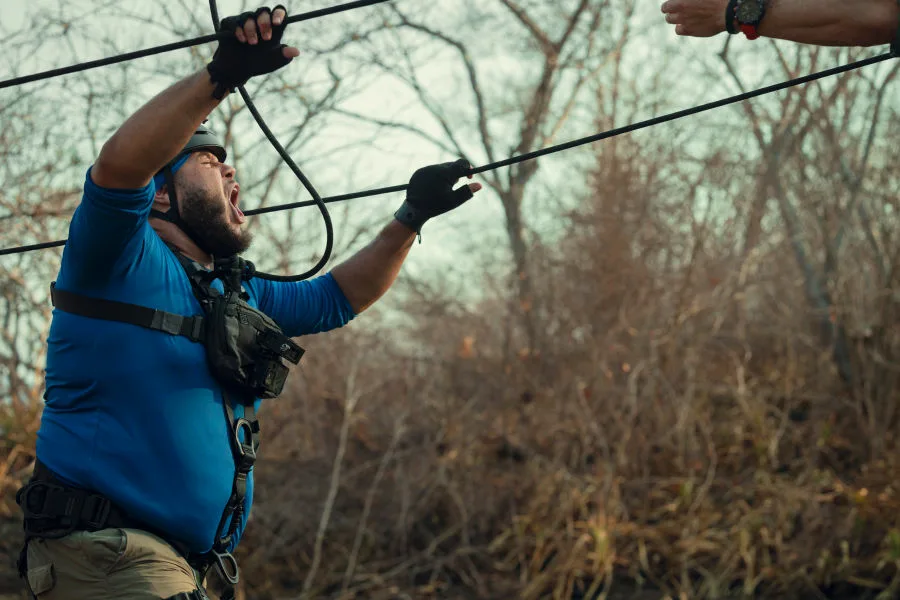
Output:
[{"xmin": 202, "ymin": 289, "xmax": 303, "ymax": 399}]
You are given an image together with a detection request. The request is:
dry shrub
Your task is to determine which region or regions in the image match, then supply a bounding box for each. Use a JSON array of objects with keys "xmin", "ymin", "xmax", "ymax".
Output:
[
  {"xmin": 225, "ymin": 132, "xmax": 900, "ymax": 598},
  {"xmin": 3, "ymin": 143, "xmax": 900, "ymax": 600}
]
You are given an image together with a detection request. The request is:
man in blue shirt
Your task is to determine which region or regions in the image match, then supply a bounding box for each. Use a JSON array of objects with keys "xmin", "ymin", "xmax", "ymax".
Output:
[{"xmin": 15, "ymin": 6, "xmax": 482, "ymax": 600}]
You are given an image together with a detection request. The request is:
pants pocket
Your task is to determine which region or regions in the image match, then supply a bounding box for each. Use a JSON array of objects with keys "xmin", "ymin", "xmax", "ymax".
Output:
[
  {"xmin": 108, "ymin": 528, "xmax": 198, "ymax": 598},
  {"xmin": 83, "ymin": 528, "xmax": 128, "ymax": 574},
  {"xmin": 25, "ymin": 562, "xmax": 55, "ymax": 597}
]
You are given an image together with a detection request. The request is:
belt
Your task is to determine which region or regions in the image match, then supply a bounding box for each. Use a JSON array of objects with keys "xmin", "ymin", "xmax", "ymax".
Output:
[{"xmin": 16, "ymin": 460, "xmax": 239, "ymax": 588}]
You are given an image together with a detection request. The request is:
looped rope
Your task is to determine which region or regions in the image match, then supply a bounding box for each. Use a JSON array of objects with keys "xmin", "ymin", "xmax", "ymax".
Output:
[{"xmin": 207, "ymin": 0, "xmax": 333, "ymax": 283}]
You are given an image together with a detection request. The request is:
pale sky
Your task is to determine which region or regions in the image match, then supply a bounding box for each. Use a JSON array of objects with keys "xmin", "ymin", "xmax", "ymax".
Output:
[{"xmin": 2, "ymin": 0, "xmax": 888, "ymax": 296}]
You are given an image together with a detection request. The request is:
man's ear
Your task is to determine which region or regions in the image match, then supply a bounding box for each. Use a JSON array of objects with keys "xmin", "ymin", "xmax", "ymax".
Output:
[{"xmin": 153, "ymin": 184, "xmax": 171, "ymax": 211}]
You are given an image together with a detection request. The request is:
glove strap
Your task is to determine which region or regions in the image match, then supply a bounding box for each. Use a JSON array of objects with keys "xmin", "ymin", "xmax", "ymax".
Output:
[
  {"xmin": 394, "ymin": 200, "xmax": 431, "ymax": 233},
  {"xmin": 206, "ymin": 63, "xmax": 241, "ymax": 100}
]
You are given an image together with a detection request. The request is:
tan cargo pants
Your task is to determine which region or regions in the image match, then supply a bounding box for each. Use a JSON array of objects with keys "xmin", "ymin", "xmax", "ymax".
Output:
[{"xmin": 24, "ymin": 528, "xmax": 206, "ymax": 599}]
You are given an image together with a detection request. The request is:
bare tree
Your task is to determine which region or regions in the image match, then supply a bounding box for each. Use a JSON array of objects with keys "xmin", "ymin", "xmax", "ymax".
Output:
[{"xmin": 329, "ymin": 0, "xmax": 638, "ymax": 358}]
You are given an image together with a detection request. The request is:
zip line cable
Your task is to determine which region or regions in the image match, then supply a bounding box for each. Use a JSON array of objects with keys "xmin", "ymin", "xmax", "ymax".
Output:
[
  {"xmin": 0, "ymin": 0, "xmax": 392, "ymax": 91},
  {"xmin": 2, "ymin": 49, "xmax": 893, "ymax": 259}
]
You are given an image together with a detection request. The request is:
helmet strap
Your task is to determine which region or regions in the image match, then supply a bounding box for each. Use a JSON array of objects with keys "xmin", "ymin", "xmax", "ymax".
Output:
[{"xmin": 150, "ymin": 165, "xmax": 215, "ymax": 257}]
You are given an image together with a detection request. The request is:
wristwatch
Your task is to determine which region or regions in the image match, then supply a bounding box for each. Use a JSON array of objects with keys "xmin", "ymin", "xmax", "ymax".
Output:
[{"xmin": 726, "ymin": 0, "xmax": 767, "ymax": 40}]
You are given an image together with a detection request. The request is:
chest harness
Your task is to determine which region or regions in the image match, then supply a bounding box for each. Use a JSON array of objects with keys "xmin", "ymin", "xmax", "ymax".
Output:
[{"xmin": 16, "ymin": 251, "xmax": 303, "ymax": 600}]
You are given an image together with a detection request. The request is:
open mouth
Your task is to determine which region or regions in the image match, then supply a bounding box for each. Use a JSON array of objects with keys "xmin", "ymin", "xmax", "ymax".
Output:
[{"xmin": 229, "ymin": 185, "xmax": 246, "ymax": 224}]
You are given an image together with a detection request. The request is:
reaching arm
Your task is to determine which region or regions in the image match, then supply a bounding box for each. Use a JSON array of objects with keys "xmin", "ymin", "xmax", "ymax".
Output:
[
  {"xmin": 331, "ymin": 221, "xmax": 418, "ymax": 314},
  {"xmin": 257, "ymin": 161, "xmax": 482, "ymax": 324},
  {"xmin": 331, "ymin": 160, "xmax": 484, "ymax": 314},
  {"xmin": 661, "ymin": 0, "xmax": 899, "ymax": 47}
]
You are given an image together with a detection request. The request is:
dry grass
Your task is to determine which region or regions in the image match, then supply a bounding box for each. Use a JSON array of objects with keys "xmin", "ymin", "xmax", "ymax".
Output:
[{"xmin": 2, "ymin": 169, "xmax": 899, "ymax": 600}]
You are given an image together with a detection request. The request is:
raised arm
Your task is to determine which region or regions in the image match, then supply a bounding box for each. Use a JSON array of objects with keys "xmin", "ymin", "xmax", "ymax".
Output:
[
  {"xmin": 93, "ymin": 8, "xmax": 298, "ymax": 189},
  {"xmin": 91, "ymin": 71, "xmax": 223, "ymax": 190},
  {"xmin": 61, "ymin": 7, "xmax": 300, "ymax": 285},
  {"xmin": 661, "ymin": 0, "xmax": 899, "ymax": 47}
]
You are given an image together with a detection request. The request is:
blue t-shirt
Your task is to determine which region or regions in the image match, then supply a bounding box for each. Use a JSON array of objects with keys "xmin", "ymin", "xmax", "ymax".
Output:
[{"xmin": 37, "ymin": 167, "xmax": 356, "ymax": 554}]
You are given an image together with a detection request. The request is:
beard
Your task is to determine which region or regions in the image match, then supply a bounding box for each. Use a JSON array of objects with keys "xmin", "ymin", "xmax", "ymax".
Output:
[{"xmin": 178, "ymin": 181, "xmax": 253, "ymax": 258}]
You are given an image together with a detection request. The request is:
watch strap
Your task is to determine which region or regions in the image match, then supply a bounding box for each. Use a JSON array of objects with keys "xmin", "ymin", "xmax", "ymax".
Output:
[
  {"xmin": 892, "ymin": 0, "xmax": 900, "ymax": 56},
  {"xmin": 725, "ymin": 0, "xmax": 739, "ymax": 34}
]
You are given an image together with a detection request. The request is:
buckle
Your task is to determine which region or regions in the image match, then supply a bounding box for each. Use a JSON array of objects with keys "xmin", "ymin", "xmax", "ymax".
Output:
[
  {"xmin": 18, "ymin": 482, "xmax": 81, "ymax": 538},
  {"xmin": 212, "ymin": 551, "xmax": 240, "ymax": 585},
  {"xmin": 17, "ymin": 481, "xmax": 60, "ymax": 517},
  {"xmin": 233, "ymin": 419, "xmax": 257, "ymax": 460},
  {"xmin": 258, "ymin": 330, "xmax": 304, "ymax": 364},
  {"xmin": 82, "ymin": 494, "xmax": 111, "ymax": 529},
  {"xmin": 254, "ymin": 361, "xmax": 288, "ymax": 398},
  {"xmin": 150, "ymin": 310, "xmax": 184, "ymax": 336}
]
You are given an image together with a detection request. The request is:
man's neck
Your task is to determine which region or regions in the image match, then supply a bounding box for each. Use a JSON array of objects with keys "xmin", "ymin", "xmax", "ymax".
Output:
[{"xmin": 149, "ymin": 218, "xmax": 213, "ymax": 269}]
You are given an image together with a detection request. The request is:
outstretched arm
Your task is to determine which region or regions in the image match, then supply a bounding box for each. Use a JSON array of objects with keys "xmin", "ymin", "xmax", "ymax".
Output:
[
  {"xmin": 332, "ymin": 161, "xmax": 483, "ymax": 314},
  {"xmin": 661, "ymin": 0, "xmax": 898, "ymax": 47},
  {"xmin": 331, "ymin": 221, "xmax": 417, "ymax": 314}
]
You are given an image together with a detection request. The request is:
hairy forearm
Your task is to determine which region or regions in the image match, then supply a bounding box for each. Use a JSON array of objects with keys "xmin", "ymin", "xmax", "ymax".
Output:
[
  {"xmin": 331, "ymin": 220, "xmax": 416, "ymax": 314},
  {"xmin": 759, "ymin": 0, "xmax": 897, "ymax": 46},
  {"xmin": 93, "ymin": 69, "xmax": 222, "ymax": 189}
]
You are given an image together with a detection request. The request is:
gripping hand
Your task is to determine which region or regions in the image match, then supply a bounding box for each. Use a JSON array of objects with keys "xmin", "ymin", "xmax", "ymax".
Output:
[
  {"xmin": 207, "ymin": 5, "xmax": 296, "ymax": 99},
  {"xmin": 394, "ymin": 159, "xmax": 480, "ymax": 234}
]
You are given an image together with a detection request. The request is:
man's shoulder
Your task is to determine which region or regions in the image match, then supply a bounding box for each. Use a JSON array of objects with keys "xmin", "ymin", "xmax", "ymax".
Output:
[{"xmin": 57, "ymin": 233, "xmax": 195, "ymax": 309}]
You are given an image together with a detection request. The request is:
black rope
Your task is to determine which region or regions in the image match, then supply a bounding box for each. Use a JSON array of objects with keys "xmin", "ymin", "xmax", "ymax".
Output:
[
  {"xmin": 470, "ymin": 51, "xmax": 895, "ymax": 174},
  {"xmin": 0, "ymin": 0, "xmax": 392, "ymax": 91},
  {"xmin": 0, "ymin": 52, "xmax": 894, "ymax": 258}
]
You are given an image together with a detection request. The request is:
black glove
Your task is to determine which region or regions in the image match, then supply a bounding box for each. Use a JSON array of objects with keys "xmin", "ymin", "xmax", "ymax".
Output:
[
  {"xmin": 207, "ymin": 5, "xmax": 293, "ymax": 100},
  {"xmin": 394, "ymin": 159, "xmax": 476, "ymax": 234}
]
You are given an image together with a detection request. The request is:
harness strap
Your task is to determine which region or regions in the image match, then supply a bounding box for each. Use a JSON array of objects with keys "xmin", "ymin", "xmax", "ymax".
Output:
[
  {"xmin": 150, "ymin": 166, "xmax": 215, "ymax": 257},
  {"xmin": 50, "ymin": 283, "xmax": 205, "ymax": 342},
  {"xmin": 212, "ymin": 391, "xmax": 259, "ymax": 555},
  {"xmin": 165, "ymin": 592, "xmax": 210, "ymax": 600}
]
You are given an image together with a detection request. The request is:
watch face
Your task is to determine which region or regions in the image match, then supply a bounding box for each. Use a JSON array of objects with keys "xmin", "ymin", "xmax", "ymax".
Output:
[{"xmin": 736, "ymin": 0, "xmax": 763, "ymax": 22}]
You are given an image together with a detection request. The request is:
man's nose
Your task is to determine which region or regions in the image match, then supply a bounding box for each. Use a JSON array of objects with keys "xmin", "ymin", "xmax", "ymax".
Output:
[{"xmin": 221, "ymin": 163, "xmax": 236, "ymax": 179}]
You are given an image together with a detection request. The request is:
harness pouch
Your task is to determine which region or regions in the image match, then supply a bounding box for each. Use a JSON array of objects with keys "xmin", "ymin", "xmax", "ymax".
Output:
[{"xmin": 203, "ymin": 290, "xmax": 302, "ymax": 399}]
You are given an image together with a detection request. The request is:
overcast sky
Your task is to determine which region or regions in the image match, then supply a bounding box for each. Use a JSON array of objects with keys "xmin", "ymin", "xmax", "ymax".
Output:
[{"xmin": 2, "ymin": 0, "xmax": 890, "ymax": 300}]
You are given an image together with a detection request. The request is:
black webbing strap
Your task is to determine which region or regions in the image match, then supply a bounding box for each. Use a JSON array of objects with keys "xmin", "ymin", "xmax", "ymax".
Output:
[
  {"xmin": 173, "ymin": 253, "xmax": 224, "ymax": 301},
  {"xmin": 204, "ymin": 390, "xmax": 259, "ymax": 598},
  {"xmin": 165, "ymin": 592, "xmax": 210, "ymax": 600},
  {"xmin": 213, "ymin": 393, "xmax": 259, "ymax": 552},
  {"xmin": 17, "ymin": 460, "xmax": 195, "ymax": 553},
  {"xmin": 16, "ymin": 462, "xmax": 114, "ymax": 539},
  {"xmin": 50, "ymin": 282, "xmax": 205, "ymax": 342}
]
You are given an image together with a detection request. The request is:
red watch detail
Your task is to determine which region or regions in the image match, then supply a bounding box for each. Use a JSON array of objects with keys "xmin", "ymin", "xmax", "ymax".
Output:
[{"xmin": 740, "ymin": 23, "xmax": 761, "ymax": 40}]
